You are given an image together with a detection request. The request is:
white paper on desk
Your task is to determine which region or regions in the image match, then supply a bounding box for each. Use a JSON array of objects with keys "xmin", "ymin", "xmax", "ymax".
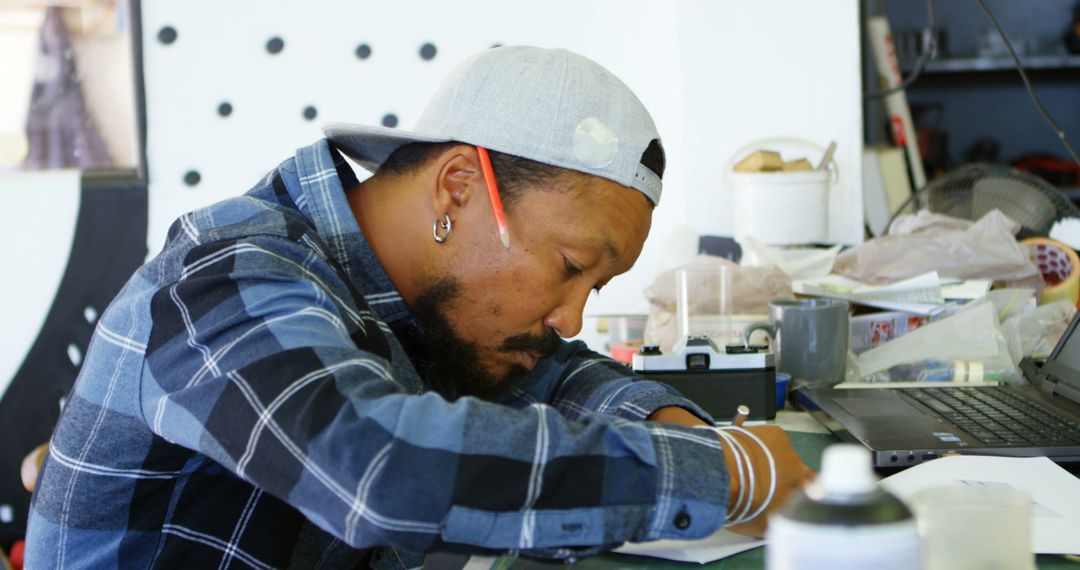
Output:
[
  {"xmin": 793, "ymin": 272, "xmax": 947, "ymax": 315},
  {"xmin": 850, "ymin": 272, "xmax": 945, "ymax": 303},
  {"xmin": 941, "ymin": 278, "xmax": 992, "ymax": 300},
  {"xmin": 834, "ymin": 380, "xmax": 1000, "ymax": 390},
  {"xmin": 795, "ymin": 272, "xmax": 944, "ymax": 302},
  {"xmin": 774, "ymin": 410, "xmax": 831, "ymax": 434},
  {"xmin": 615, "ymin": 529, "xmax": 764, "ymax": 564},
  {"xmin": 880, "ymin": 455, "xmax": 1080, "ymax": 554}
]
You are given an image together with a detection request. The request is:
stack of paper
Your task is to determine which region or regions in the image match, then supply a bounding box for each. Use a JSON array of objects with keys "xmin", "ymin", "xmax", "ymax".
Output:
[
  {"xmin": 793, "ymin": 271, "xmax": 991, "ymax": 315},
  {"xmin": 615, "ymin": 529, "xmax": 764, "ymax": 564},
  {"xmin": 881, "ymin": 455, "xmax": 1080, "ymax": 555}
]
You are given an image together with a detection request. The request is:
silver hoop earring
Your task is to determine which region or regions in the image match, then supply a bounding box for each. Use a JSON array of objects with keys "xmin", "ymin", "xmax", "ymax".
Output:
[{"xmin": 432, "ymin": 214, "xmax": 452, "ymax": 244}]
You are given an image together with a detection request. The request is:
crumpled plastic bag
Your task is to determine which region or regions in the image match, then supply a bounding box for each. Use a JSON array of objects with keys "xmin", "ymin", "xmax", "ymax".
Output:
[
  {"xmin": 1003, "ymin": 299, "xmax": 1077, "ymax": 362},
  {"xmin": 856, "ymin": 300, "xmax": 1022, "ymax": 384},
  {"xmin": 850, "ymin": 292, "xmax": 1072, "ymax": 385},
  {"xmin": 984, "ymin": 288, "xmax": 1038, "ymax": 322},
  {"xmin": 739, "ymin": 236, "xmax": 840, "ymax": 279},
  {"xmin": 643, "ymin": 255, "xmax": 792, "ymax": 352},
  {"xmin": 834, "ymin": 209, "xmax": 1040, "ymax": 285},
  {"xmin": 888, "ymin": 209, "xmax": 978, "ymax": 236}
]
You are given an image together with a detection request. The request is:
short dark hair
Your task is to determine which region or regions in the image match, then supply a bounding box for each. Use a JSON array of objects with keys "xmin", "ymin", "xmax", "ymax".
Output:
[{"xmin": 376, "ymin": 142, "xmax": 576, "ymax": 210}]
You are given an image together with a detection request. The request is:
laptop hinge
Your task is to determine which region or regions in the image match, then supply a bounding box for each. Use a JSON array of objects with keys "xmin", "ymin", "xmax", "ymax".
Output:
[{"xmin": 1038, "ymin": 378, "xmax": 1056, "ymax": 397}]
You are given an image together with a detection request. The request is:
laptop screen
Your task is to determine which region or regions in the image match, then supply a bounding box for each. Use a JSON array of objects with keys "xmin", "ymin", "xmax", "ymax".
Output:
[{"xmin": 1044, "ymin": 312, "xmax": 1080, "ymax": 403}]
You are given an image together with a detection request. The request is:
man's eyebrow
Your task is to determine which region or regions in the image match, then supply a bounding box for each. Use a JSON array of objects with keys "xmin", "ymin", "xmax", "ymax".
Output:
[{"xmin": 600, "ymin": 238, "xmax": 620, "ymax": 262}]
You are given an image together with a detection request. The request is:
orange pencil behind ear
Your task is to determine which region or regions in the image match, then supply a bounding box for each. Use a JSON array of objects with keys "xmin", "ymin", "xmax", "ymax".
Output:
[{"xmin": 476, "ymin": 146, "xmax": 510, "ymax": 249}]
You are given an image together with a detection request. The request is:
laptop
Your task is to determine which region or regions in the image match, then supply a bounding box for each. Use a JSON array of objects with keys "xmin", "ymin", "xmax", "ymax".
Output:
[{"xmin": 799, "ymin": 311, "xmax": 1080, "ymax": 468}]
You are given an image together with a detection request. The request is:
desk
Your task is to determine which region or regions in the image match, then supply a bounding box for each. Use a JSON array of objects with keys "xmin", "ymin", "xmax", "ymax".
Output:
[{"xmin": 461, "ymin": 418, "xmax": 1080, "ymax": 569}]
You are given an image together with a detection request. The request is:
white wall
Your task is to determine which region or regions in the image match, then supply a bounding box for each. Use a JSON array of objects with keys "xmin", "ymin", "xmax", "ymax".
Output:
[
  {"xmin": 615, "ymin": 0, "xmax": 864, "ymax": 319},
  {"xmin": 0, "ymin": 170, "xmax": 81, "ymax": 395}
]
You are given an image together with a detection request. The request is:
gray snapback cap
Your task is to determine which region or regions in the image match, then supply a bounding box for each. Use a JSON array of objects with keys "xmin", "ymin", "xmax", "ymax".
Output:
[{"xmin": 324, "ymin": 45, "xmax": 666, "ymax": 205}]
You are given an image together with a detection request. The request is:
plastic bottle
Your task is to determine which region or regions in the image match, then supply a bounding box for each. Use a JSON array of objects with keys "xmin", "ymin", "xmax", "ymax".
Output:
[{"xmin": 765, "ymin": 444, "xmax": 920, "ymax": 570}]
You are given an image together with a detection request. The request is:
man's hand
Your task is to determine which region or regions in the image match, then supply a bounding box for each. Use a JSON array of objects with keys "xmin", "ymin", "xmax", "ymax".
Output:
[
  {"xmin": 646, "ymin": 407, "xmax": 815, "ymax": 538},
  {"xmin": 722, "ymin": 425, "xmax": 815, "ymax": 538}
]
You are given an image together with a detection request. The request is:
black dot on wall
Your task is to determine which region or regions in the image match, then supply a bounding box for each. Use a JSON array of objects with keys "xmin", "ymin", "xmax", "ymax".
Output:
[
  {"xmin": 157, "ymin": 26, "xmax": 177, "ymax": 45},
  {"xmin": 217, "ymin": 101, "xmax": 233, "ymax": 117},
  {"xmin": 303, "ymin": 106, "xmax": 318, "ymax": 121},
  {"xmin": 491, "ymin": 42, "xmax": 503, "ymax": 49},
  {"xmin": 355, "ymin": 43, "xmax": 372, "ymax": 60},
  {"xmin": 183, "ymin": 170, "xmax": 201, "ymax": 187},
  {"xmin": 266, "ymin": 36, "xmax": 285, "ymax": 55},
  {"xmin": 419, "ymin": 43, "xmax": 437, "ymax": 60},
  {"xmin": 382, "ymin": 113, "xmax": 398, "ymax": 128}
]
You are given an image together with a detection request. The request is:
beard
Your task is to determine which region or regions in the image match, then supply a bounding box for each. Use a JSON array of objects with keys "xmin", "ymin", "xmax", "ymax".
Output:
[{"xmin": 412, "ymin": 276, "xmax": 562, "ymax": 401}]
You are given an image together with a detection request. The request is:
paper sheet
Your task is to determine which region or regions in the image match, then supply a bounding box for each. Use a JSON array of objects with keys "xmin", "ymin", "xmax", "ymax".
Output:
[
  {"xmin": 834, "ymin": 381, "xmax": 1000, "ymax": 389},
  {"xmin": 941, "ymin": 278, "xmax": 992, "ymax": 301},
  {"xmin": 1050, "ymin": 218, "xmax": 1080, "ymax": 250},
  {"xmin": 793, "ymin": 272, "xmax": 950, "ymax": 315},
  {"xmin": 615, "ymin": 528, "xmax": 764, "ymax": 564},
  {"xmin": 880, "ymin": 455, "xmax": 1080, "ymax": 554},
  {"xmin": 774, "ymin": 410, "xmax": 830, "ymax": 434}
]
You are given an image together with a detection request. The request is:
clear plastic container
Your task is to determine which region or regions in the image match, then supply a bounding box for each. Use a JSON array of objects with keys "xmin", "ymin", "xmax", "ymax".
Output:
[
  {"xmin": 910, "ymin": 484, "xmax": 1035, "ymax": 570},
  {"xmin": 676, "ymin": 265, "xmax": 738, "ymax": 346}
]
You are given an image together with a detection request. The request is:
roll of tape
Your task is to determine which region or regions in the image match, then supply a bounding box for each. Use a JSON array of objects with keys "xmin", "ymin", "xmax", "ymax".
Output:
[{"xmin": 1022, "ymin": 237, "xmax": 1080, "ymax": 307}]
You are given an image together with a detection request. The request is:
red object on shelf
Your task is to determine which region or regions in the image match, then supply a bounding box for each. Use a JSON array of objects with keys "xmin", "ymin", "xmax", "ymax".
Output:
[
  {"xmin": 1012, "ymin": 154, "xmax": 1080, "ymax": 187},
  {"xmin": 609, "ymin": 343, "xmax": 640, "ymax": 365},
  {"xmin": 9, "ymin": 539, "xmax": 24, "ymax": 570}
]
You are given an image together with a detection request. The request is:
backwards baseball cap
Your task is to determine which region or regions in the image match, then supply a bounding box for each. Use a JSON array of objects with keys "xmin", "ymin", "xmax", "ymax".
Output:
[{"xmin": 324, "ymin": 45, "xmax": 666, "ymax": 205}]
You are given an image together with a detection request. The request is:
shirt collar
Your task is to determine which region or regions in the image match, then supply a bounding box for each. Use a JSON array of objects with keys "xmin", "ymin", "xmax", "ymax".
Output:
[{"xmin": 283, "ymin": 138, "xmax": 414, "ymax": 323}]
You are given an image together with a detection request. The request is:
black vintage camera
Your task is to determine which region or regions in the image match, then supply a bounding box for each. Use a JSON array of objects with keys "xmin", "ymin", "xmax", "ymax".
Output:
[{"xmin": 632, "ymin": 335, "xmax": 776, "ymax": 420}]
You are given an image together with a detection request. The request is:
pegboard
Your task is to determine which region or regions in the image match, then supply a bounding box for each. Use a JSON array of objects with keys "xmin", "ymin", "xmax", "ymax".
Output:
[{"xmin": 139, "ymin": 0, "xmax": 863, "ymax": 315}]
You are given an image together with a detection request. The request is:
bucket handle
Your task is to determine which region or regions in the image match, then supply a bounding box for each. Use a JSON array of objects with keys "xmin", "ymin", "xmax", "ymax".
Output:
[{"xmin": 724, "ymin": 136, "xmax": 839, "ymax": 186}]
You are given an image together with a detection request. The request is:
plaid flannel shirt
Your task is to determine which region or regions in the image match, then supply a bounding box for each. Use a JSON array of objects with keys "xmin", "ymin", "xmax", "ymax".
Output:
[{"xmin": 26, "ymin": 139, "xmax": 730, "ymax": 569}]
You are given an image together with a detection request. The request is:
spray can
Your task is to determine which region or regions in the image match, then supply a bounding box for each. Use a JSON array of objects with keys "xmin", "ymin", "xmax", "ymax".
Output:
[{"xmin": 766, "ymin": 444, "xmax": 919, "ymax": 570}]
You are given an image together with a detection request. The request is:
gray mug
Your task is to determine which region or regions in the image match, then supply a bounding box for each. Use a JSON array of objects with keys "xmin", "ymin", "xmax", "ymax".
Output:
[{"xmin": 744, "ymin": 298, "xmax": 849, "ymax": 389}]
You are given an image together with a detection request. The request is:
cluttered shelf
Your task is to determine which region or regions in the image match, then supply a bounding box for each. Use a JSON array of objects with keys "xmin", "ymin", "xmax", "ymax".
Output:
[{"xmin": 900, "ymin": 53, "xmax": 1080, "ymax": 74}]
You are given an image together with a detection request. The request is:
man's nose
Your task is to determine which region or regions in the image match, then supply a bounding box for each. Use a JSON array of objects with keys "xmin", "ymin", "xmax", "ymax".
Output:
[{"xmin": 543, "ymin": 294, "xmax": 587, "ymax": 339}]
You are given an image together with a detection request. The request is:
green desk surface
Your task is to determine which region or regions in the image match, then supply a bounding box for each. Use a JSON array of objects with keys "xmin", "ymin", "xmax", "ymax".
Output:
[{"xmin": 490, "ymin": 428, "xmax": 1080, "ymax": 569}]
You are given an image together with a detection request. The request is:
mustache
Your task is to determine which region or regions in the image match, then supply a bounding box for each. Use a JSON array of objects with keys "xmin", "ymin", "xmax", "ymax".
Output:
[{"xmin": 500, "ymin": 329, "xmax": 562, "ymax": 359}]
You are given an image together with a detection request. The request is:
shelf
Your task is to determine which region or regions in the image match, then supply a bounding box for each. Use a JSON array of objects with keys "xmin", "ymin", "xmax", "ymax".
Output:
[
  {"xmin": 1062, "ymin": 187, "xmax": 1080, "ymax": 202},
  {"xmin": 900, "ymin": 53, "xmax": 1080, "ymax": 74}
]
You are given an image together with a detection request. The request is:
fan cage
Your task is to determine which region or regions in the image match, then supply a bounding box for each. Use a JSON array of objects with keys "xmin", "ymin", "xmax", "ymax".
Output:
[{"xmin": 893, "ymin": 163, "xmax": 1080, "ymax": 238}]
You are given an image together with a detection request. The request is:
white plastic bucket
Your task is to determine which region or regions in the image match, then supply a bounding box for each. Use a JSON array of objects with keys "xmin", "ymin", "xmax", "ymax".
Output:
[
  {"xmin": 731, "ymin": 170, "xmax": 830, "ymax": 245},
  {"xmin": 726, "ymin": 137, "xmax": 837, "ymax": 246}
]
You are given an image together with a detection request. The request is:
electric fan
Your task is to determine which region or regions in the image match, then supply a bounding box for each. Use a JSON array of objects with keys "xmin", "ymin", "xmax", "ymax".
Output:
[{"xmin": 891, "ymin": 163, "xmax": 1080, "ymax": 239}]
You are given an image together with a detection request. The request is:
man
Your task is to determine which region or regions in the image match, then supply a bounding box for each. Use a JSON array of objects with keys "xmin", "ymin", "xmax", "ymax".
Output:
[{"xmin": 26, "ymin": 46, "xmax": 813, "ymax": 568}]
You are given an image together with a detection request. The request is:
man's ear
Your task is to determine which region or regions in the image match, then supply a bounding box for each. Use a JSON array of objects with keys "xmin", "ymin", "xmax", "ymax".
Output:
[{"xmin": 431, "ymin": 145, "xmax": 483, "ymax": 217}]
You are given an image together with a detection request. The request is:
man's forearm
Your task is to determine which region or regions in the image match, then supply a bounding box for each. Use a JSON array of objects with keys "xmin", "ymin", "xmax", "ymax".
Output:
[
  {"xmin": 647, "ymin": 406, "xmax": 740, "ymax": 515},
  {"xmin": 647, "ymin": 406, "xmax": 709, "ymax": 427}
]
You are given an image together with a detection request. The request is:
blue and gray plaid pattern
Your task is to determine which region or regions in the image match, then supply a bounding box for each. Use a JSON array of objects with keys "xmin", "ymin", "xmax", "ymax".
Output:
[{"xmin": 25, "ymin": 140, "xmax": 729, "ymax": 568}]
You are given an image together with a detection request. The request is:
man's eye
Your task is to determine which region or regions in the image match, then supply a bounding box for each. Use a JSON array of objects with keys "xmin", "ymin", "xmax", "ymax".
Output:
[{"xmin": 564, "ymin": 258, "xmax": 583, "ymax": 277}]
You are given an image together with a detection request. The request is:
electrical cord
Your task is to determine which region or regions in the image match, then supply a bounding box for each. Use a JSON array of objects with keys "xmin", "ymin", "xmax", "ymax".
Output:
[
  {"xmin": 975, "ymin": 0, "xmax": 1080, "ymax": 167},
  {"xmin": 864, "ymin": 0, "xmax": 937, "ymax": 99}
]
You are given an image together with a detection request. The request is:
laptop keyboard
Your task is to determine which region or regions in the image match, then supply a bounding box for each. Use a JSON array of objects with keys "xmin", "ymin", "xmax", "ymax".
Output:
[{"xmin": 904, "ymin": 386, "xmax": 1080, "ymax": 447}]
